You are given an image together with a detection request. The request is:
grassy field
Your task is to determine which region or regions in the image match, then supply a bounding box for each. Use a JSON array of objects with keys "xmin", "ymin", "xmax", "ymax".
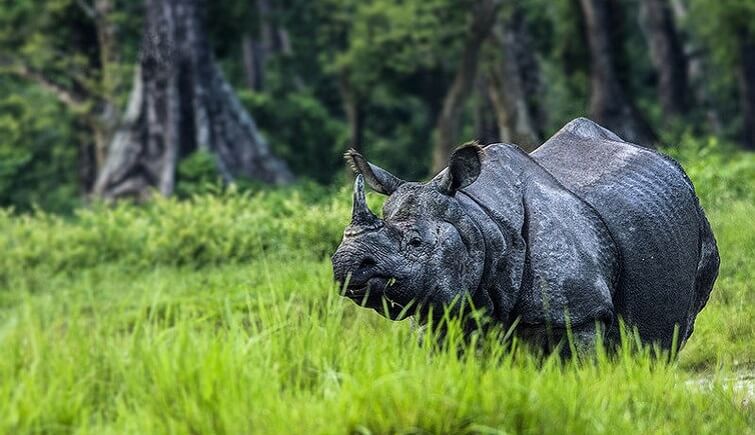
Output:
[{"xmin": 0, "ymin": 147, "xmax": 753, "ymax": 434}]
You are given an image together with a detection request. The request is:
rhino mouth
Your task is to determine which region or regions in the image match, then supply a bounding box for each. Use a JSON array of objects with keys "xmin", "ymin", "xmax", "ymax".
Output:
[{"xmin": 343, "ymin": 276, "xmax": 411, "ymax": 319}]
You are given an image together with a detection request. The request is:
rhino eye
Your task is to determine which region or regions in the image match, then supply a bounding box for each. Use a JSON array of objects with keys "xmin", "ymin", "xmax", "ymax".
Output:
[{"xmin": 408, "ymin": 237, "xmax": 423, "ymax": 248}]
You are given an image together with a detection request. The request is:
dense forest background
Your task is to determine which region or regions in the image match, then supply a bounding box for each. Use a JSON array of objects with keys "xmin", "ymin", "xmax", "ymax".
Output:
[{"xmin": 0, "ymin": 0, "xmax": 753, "ymax": 212}]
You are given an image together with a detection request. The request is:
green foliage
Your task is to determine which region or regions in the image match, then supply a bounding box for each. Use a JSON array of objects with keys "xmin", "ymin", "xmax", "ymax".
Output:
[
  {"xmin": 277, "ymin": 0, "xmax": 466, "ymax": 179},
  {"xmin": 176, "ymin": 151, "xmax": 224, "ymax": 197},
  {"xmin": 664, "ymin": 135, "xmax": 755, "ymax": 208},
  {"xmin": 687, "ymin": 0, "xmax": 755, "ymax": 67},
  {"xmin": 327, "ymin": 0, "xmax": 465, "ymax": 88},
  {"xmin": 0, "ymin": 0, "xmax": 89, "ymax": 78},
  {"xmin": 0, "ymin": 186, "xmax": 352, "ymax": 282},
  {"xmin": 239, "ymin": 90, "xmax": 347, "ymax": 184},
  {"xmin": 0, "ymin": 79, "xmax": 79, "ymax": 213}
]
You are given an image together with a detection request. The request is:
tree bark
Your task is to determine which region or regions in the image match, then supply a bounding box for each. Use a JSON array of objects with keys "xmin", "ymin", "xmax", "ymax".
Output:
[
  {"xmin": 486, "ymin": 9, "xmax": 541, "ymax": 152},
  {"xmin": 432, "ymin": 0, "xmax": 500, "ymax": 172},
  {"xmin": 473, "ymin": 76, "xmax": 500, "ymax": 145},
  {"xmin": 740, "ymin": 36, "xmax": 755, "ymax": 150},
  {"xmin": 241, "ymin": 0, "xmax": 294, "ymax": 92},
  {"xmin": 94, "ymin": 0, "xmax": 292, "ymax": 200},
  {"xmin": 241, "ymin": 33, "xmax": 265, "ymax": 91},
  {"xmin": 80, "ymin": 0, "xmax": 123, "ymax": 174},
  {"xmin": 638, "ymin": 0, "xmax": 690, "ymax": 121},
  {"xmin": 338, "ymin": 71, "xmax": 365, "ymax": 151},
  {"xmin": 669, "ymin": 0, "xmax": 722, "ymax": 132},
  {"xmin": 579, "ymin": 0, "xmax": 657, "ymax": 146}
]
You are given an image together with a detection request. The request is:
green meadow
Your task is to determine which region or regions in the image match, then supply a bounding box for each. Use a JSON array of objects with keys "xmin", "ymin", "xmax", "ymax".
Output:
[{"xmin": 0, "ymin": 145, "xmax": 753, "ymax": 434}]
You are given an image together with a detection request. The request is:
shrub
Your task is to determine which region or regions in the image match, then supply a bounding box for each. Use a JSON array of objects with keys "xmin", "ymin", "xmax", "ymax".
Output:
[
  {"xmin": 0, "ymin": 185, "xmax": 381, "ymax": 282},
  {"xmin": 663, "ymin": 135, "xmax": 755, "ymax": 208}
]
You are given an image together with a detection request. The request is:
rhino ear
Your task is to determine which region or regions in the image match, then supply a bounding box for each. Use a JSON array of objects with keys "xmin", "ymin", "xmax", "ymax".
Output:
[
  {"xmin": 344, "ymin": 149, "xmax": 405, "ymax": 195},
  {"xmin": 437, "ymin": 144, "xmax": 483, "ymax": 195}
]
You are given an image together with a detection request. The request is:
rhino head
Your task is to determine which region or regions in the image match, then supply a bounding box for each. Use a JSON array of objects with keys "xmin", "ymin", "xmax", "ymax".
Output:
[{"xmin": 331, "ymin": 146, "xmax": 487, "ymax": 320}]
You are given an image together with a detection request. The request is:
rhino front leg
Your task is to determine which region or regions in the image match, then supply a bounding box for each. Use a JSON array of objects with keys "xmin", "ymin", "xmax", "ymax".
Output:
[
  {"xmin": 516, "ymin": 320, "xmax": 608, "ymax": 358},
  {"xmin": 563, "ymin": 321, "xmax": 608, "ymax": 358}
]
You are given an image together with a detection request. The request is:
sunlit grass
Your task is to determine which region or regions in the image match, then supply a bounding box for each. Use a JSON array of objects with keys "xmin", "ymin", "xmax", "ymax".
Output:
[{"xmin": 0, "ymin": 227, "xmax": 752, "ymax": 434}]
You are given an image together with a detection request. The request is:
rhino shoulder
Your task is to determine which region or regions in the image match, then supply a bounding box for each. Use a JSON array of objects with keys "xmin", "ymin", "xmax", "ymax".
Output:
[{"xmin": 552, "ymin": 117, "xmax": 624, "ymax": 142}]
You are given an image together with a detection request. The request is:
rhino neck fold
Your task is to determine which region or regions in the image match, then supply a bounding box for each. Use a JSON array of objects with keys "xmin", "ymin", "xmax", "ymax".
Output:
[{"xmin": 455, "ymin": 191, "xmax": 524, "ymax": 327}]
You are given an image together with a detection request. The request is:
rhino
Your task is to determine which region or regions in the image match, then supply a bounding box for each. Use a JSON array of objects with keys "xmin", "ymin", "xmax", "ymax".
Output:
[{"xmin": 331, "ymin": 118, "xmax": 719, "ymax": 353}]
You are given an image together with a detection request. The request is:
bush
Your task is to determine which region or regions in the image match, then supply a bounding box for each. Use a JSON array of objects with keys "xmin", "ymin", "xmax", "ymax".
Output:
[
  {"xmin": 663, "ymin": 135, "xmax": 755, "ymax": 208},
  {"xmin": 0, "ymin": 80, "xmax": 79, "ymax": 213},
  {"xmin": 0, "ymin": 140, "xmax": 749, "ymax": 285},
  {"xmin": 0, "ymin": 185, "xmax": 380, "ymax": 283}
]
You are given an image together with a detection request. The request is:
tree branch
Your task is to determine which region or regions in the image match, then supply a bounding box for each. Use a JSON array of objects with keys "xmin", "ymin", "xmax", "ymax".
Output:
[
  {"xmin": 0, "ymin": 57, "xmax": 88, "ymax": 111},
  {"xmin": 75, "ymin": 0, "xmax": 97, "ymax": 19}
]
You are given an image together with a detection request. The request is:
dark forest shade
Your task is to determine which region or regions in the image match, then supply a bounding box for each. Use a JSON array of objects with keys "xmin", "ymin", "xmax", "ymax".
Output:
[
  {"xmin": 432, "ymin": 0, "xmax": 500, "ymax": 173},
  {"xmin": 578, "ymin": 0, "xmax": 657, "ymax": 147},
  {"xmin": 740, "ymin": 37, "xmax": 755, "ymax": 150},
  {"xmin": 639, "ymin": 0, "xmax": 690, "ymax": 121},
  {"xmin": 486, "ymin": 5, "xmax": 541, "ymax": 152}
]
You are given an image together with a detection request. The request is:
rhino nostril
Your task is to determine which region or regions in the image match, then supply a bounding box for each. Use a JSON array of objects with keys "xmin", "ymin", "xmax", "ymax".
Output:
[{"xmin": 357, "ymin": 257, "xmax": 376, "ymax": 272}]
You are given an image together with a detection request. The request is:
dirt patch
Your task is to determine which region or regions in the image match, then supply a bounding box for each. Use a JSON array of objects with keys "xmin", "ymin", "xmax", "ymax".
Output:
[{"xmin": 687, "ymin": 372, "xmax": 755, "ymax": 407}]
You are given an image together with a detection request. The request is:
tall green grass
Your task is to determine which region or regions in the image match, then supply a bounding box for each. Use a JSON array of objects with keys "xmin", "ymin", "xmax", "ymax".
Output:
[
  {"xmin": 1, "ymin": 260, "xmax": 752, "ymax": 434},
  {"xmin": 0, "ymin": 147, "xmax": 752, "ymax": 433}
]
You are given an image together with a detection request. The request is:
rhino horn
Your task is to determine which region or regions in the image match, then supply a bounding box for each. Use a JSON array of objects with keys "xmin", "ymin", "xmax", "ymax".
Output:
[{"xmin": 348, "ymin": 174, "xmax": 383, "ymax": 235}]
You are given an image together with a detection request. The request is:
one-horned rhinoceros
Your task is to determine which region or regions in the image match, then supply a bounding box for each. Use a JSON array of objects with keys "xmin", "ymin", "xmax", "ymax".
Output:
[{"xmin": 331, "ymin": 118, "xmax": 719, "ymax": 353}]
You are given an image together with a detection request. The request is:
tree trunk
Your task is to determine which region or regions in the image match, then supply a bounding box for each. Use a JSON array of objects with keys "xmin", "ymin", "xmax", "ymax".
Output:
[
  {"xmin": 241, "ymin": 0, "xmax": 294, "ymax": 92},
  {"xmin": 579, "ymin": 0, "xmax": 657, "ymax": 146},
  {"xmin": 92, "ymin": 0, "xmax": 122, "ymax": 171},
  {"xmin": 740, "ymin": 36, "xmax": 755, "ymax": 150},
  {"xmin": 669, "ymin": 0, "xmax": 722, "ymax": 132},
  {"xmin": 241, "ymin": 33, "xmax": 265, "ymax": 91},
  {"xmin": 94, "ymin": 0, "xmax": 292, "ymax": 200},
  {"xmin": 486, "ymin": 9, "xmax": 541, "ymax": 152},
  {"xmin": 76, "ymin": 124, "xmax": 98, "ymax": 193},
  {"xmin": 338, "ymin": 72, "xmax": 365, "ymax": 151},
  {"xmin": 473, "ymin": 76, "xmax": 500, "ymax": 145},
  {"xmin": 432, "ymin": 0, "xmax": 500, "ymax": 172},
  {"xmin": 638, "ymin": 0, "xmax": 690, "ymax": 121}
]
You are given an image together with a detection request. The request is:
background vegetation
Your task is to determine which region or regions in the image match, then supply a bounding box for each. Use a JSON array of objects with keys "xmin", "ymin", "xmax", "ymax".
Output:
[{"xmin": 0, "ymin": 0, "xmax": 753, "ymax": 209}]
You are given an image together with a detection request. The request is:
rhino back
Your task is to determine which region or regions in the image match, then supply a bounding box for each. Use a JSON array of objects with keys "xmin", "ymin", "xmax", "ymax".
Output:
[{"xmin": 532, "ymin": 118, "xmax": 706, "ymax": 348}]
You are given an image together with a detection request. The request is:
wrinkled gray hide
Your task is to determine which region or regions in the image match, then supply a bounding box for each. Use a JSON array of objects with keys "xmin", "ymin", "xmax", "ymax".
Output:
[{"xmin": 332, "ymin": 118, "xmax": 719, "ymax": 353}]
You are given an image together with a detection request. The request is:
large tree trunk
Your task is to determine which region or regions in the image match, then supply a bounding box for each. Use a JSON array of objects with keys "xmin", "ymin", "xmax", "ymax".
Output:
[
  {"xmin": 92, "ymin": 0, "xmax": 121, "ymax": 170},
  {"xmin": 338, "ymin": 71, "xmax": 365, "ymax": 152},
  {"xmin": 473, "ymin": 76, "xmax": 500, "ymax": 145},
  {"xmin": 486, "ymin": 9, "xmax": 541, "ymax": 152},
  {"xmin": 432, "ymin": 0, "xmax": 500, "ymax": 172},
  {"xmin": 241, "ymin": 33, "xmax": 265, "ymax": 91},
  {"xmin": 669, "ymin": 0, "xmax": 722, "ymax": 132},
  {"xmin": 638, "ymin": 0, "xmax": 689, "ymax": 122},
  {"xmin": 241, "ymin": 0, "xmax": 294, "ymax": 91},
  {"xmin": 94, "ymin": 0, "xmax": 292, "ymax": 200},
  {"xmin": 579, "ymin": 0, "xmax": 657, "ymax": 146},
  {"xmin": 740, "ymin": 36, "xmax": 755, "ymax": 150}
]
